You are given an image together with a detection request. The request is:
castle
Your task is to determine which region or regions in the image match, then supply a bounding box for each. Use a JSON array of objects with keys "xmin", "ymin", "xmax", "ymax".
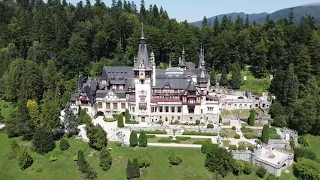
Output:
[
  {"xmin": 69, "ymin": 26, "xmax": 271, "ymax": 124},
  {"xmin": 70, "ymin": 26, "xmax": 220, "ymax": 124}
]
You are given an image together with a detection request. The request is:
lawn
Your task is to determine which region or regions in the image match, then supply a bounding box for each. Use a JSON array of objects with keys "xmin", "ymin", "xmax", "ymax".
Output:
[
  {"xmin": 231, "ymin": 109, "xmax": 250, "ymax": 118},
  {"xmin": 220, "ymin": 110, "xmax": 231, "ymax": 117},
  {"xmin": 0, "ymin": 99, "xmax": 15, "ymax": 120},
  {"xmin": 221, "ymin": 128, "xmax": 238, "ymax": 138},
  {"xmin": 238, "ymin": 141, "xmax": 253, "ymax": 148},
  {"xmin": 0, "ymin": 132, "xmax": 297, "ymax": 180},
  {"xmin": 304, "ymin": 134, "xmax": 320, "ymax": 158},
  {"xmin": 0, "ymin": 133, "xmax": 214, "ymax": 180},
  {"xmin": 222, "ymin": 140, "xmax": 230, "ymax": 147},
  {"xmin": 147, "ymin": 137, "xmax": 211, "ymax": 144}
]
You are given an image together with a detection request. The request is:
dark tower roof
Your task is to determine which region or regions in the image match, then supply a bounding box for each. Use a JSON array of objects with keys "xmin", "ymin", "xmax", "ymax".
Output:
[
  {"xmin": 134, "ymin": 23, "xmax": 151, "ymax": 70},
  {"xmin": 179, "ymin": 47, "xmax": 188, "ymax": 68}
]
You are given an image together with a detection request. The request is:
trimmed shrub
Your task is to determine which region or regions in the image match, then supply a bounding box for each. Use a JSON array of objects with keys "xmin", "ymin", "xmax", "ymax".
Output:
[
  {"xmin": 244, "ymin": 133, "xmax": 257, "ymax": 139},
  {"xmin": 261, "ymin": 125, "xmax": 269, "ymax": 143},
  {"xmin": 125, "ymin": 108, "xmax": 130, "ymax": 123},
  {"xmin": 33, "ymin": 126, "xmax": 56, "ymax": 154},
  {"xmin": 138, "ymin": 157, "xmax": 150, "ymax": 168},
  {"xmin": 100, "ymin": 149, "xmax": 112, "ymax": 171},
  {"xmin": 183, "ymin": 131, "xmax": 217, "ymax": 136},
  {"xmin": 207, "ymin": 124, "xmax": 214, "ymax": 128},
  {"xmin": 158, "ymin": 137, "xmax": 180, "ymax": 143},
  {"xmin": 49, "ymin": 155, "xmax": 57, "ymax": 162},
  {"xmin": 138, "ymin": 131, "xmax": 148, "ymax": 147},
  {"xmin": 59, "ymin": 139, "xmax": 70, "ymax": 151},
  {"xmin": 248, "ymin": 145, "xmax": 255, "ymax": 151},
  {"xmin": 234, "ymin": 134, "xmax": 240, "ymax": 139},
  {"xmin": 294, "ymin": 148, "xmax": 317, "ymax": 162},
  {"xmin": 195, "ymin": 120, "xmax": 200, "ymax": 125},
  {"xmin": 255, "ymin": 139, "xmax": 262, "ymax": 144},
  {"xmin": 130, "ymin": 131, "xmax": 138, "ymax": 147},
  {"xmin": 256, "ymin": 166, "xmax": 267, "ymax": 178},
  {"xmin": 168, "ymin": 153, "xmax": 182, "ymax": 165},
  {"xmin": 17, "ymin": 148, "xmax": 33, "ymax": 170},
  {"xmin": 232, "ymin": 126, "xmax": 236, "ymax": 130},
  {"xmin": 36, "ymin": 167, "xmax": 43, "ymax": 172},
  {"xmin": 237, "ymin": 144, "xmax": 246, "ymax": 150},
  {"xmin": 117, "ymin": 114, "xmax": 124, "ymax": 128},
  {"xmin": 158, "ymin": 120, "xmax": 163, "ymax": 124},
  {"xmin": 135, "ymin": 130, "xmax": 167, "ymax": 134},
  {"xmin": 183, "ymin": 122, "xmax": 188, "ymax": 125},
  {"xmin": 176, "ymin": 136, "xmax": 191, "ymax": 141},
  {"xmin": 146, "ymin": 135, "xmax": 156, "ymax": 138},
  {"xmin": 241, "ymin": 128, "xmax": 253, "ymax": 133},
  {"xmin": 229, "ymin": 145, "xmax": 237, "ymax": 150},
  {"xmin": 266, "ymin": 174, "xmax": 277, "ymax": 180}
]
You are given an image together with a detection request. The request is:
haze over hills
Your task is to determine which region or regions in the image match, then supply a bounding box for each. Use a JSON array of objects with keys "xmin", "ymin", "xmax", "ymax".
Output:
[{"xmin": 191, "ymin": 3, "xmax": 320, "ymax": 26}]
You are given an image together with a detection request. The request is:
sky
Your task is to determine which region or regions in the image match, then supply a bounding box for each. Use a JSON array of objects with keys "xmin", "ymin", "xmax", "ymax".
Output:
[{"xmin": 69, "ymin": 0, "xmax": 320, "ymax": 22}]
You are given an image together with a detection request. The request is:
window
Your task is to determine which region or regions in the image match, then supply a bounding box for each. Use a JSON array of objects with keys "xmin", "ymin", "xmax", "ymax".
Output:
[
  {"xmin": 159, "ymin": 106, "xmax": 163, "ymax": 112},
  {"xmin": 177, "ymin": 116, "xmax": 180, "ymax": 120},
  {"xmin": 172, "ymin": 116, "xmax": 174, "ymax": 120},
  {"xmin": 98, "ymin": 102, "xmax": 102, "ymax": 108},
  {"xmin": 159, "ymin": 116, "xmax": 162, "ymax": 120},
  {"xmin": 154, "ymin": 107, "xmax": 157, "ymax": 112},
  {"xmin": 201, "ymin": 109, "xmax": 203, "ymax": 114},
  {"xmin": 106, "ymin": 103, "xmax": 110, "ymax": 109},
  {"xmin": 121, "ymin": 103, "xmax": 125, "ymax": 109},
  {"xmin": 171, "ymin": 106, "xmax": 175, "ymax": 113},
  {"xmin": 113, "ymin": 103, "xmax": 118, "ymax": 109},
  {"xmin": 190, "ymin": 117, "xmax": 192, "ymax": 120},
  {"xmin": 132, "ymin": 116, "xmax": 135, "ymax": 120},
  {"xmin": 177, "ymin": 106, "xmax": 181, "ymax": 113},
  {"xmin": 151, "ymin": 107, "xmax": 154, "ymax": 113},
  {"xmin": 165, "ymin": 106, "xmax": 169, "ymax": 112},
  {"xmin": 132, "ymin": 107, "xmax": 135, "ymax": 112}
]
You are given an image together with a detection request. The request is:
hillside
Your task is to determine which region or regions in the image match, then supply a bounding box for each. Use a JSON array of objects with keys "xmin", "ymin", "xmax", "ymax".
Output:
[{"xmin": 191, "ymin": 4, "xmax": 320, "ymax": 26}]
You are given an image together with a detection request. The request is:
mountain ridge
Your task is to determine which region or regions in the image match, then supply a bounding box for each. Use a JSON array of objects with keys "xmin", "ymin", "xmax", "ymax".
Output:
[{"xmin": 191, "ymin": 3, "xmax": 320, "ymax": 26}]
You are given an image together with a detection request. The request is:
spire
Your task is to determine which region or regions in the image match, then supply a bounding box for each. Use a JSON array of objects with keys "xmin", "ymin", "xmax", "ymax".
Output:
[
  {"xmin": 179, "ymin": 47, "xmax": 187, "ymax": 68},
  {"xmin": 201, "ymin": 47, "xmax": 205, "ymax": 69},
  {"xmin": 140, "ymin": 23, "xmax": 145, "ymax": 42},
  {"xmin": 198, "ymin": 46, "xmax": 204, "ymax": 69},
  {"xmin": 182, "ymin": 46, "xmax": 185, "ymax": 55}
]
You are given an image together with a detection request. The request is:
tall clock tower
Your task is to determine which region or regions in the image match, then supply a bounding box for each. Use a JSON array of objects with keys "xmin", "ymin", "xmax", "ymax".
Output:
[{"xmin": 133, "ymin": 25, "xmax": 152, "ymax": 123}]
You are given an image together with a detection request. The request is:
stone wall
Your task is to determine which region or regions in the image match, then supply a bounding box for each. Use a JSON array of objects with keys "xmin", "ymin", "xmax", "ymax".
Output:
[{"xmin": 232, "ymin": 150, "xmax": 252, "ymax": 161}]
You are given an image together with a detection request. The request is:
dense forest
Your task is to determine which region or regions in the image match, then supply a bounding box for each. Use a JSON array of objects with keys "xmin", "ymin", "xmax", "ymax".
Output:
[{"xmin": 0, "ymin": 0, "xmax": 319, "ymax": 136}]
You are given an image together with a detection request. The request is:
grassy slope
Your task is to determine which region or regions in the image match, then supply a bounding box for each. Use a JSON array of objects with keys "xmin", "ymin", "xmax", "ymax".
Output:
[
  {"xmin": 0, "ymin": 99, "xmax": 15, "ymax": 119},
  {"xmin": 0, "ymin": 132, "xmax": 298, "ymax": 180},
  {"xmin": 305, "ymin": 134, "xmax": 320, "ymax": 158},
  {"xmin": 240, "ymin": 71, "xmax": 270, "ymax": 95}
]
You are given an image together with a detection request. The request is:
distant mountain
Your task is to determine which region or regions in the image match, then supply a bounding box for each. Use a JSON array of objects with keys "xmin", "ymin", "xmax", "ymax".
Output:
[{"xmin": 191, "ymin": 3, "xmax": 320, "ymax": 27}]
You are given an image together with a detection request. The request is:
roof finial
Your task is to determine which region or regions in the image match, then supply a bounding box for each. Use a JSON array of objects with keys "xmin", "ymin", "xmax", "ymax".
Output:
[
  {"xmin": 141, "ymin": 23, "xmax": 145, "ymax": 41},
  {"xmin": 182, "ymin": 46, "xmax": 185, "ymax": 55}
]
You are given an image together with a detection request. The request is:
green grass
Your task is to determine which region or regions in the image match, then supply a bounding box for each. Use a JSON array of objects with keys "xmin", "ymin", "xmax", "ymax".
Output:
[
  {"xmin": 304, "ymin": 134, "xmax": 320, "ymax": 158},
  {"xmin": 222, "ymin": 140, "xmax": 231, "ymax": 147},
  {"xmin": 221, "ymin": 128, "xmax": 238, "ymax": 138},
  {"xmin": 231, "ymin": 109, "xmax": 250, "ymax": 118},
  {"xmin": 0, "ymin": 132, "xmax": 296, "ymax": 180},
  {"xmin": 103, "ymin": 118, "xmax": 116, "ymax": 122},
  {"xmin": 148, "ymin": 137, "xmax": 211, "ymax": 144},
  {"xmin": 220, "ymin": 110, "xmax": 231, "ymax": 117},
  {"xmin": 238, "ymin": 141, "xmax": 253, "ymax": 148},
  {"xmin": 0, "ymin": 99, "xmax": 15, "ymax": 120},
  {"xmin": 182, "ymin": 131, "xmax": 217, "ymax": 136},
  {"xmin": 240, "ymin": 70, "xmax": 271, "ymax": 95}
]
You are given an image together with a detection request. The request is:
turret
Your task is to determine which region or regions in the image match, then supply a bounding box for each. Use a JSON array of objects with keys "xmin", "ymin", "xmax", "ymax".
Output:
[{"xmin": 151, "ymin": 52, "xmax": 156, "ymax": 86}]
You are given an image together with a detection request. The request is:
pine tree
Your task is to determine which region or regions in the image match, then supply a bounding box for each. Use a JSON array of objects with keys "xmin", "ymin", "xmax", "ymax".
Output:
[
  {"xmin": 63, "ymin": 104, "xmax": 78, "ymax": 136},
  {"xmin": 85, "ymin": 124, "xmax": 108, "ymax": 150},
  {"xmin": 17, "ymin": 147, "xmax": 33, "ymax": 170},
  {"xmin": 32, "ymin": 126, "xmax": 56, "ymax": 154},
  {"xmin": 209, "ymin": 65, "xmax": 216, "ymax": 86},
  {"xmin": 213, "ymin": 17, "xmax": 220, "ymax": 35},
  {"xmin": 230, "ymin": 62, "xmax": 241, "ymax": 89},
  {"xmin": 138, "ymin": 131, "xmax": 147, "ymax": 147},
  {"xmin": 126, "ymin": 159, "xmax": 134, "ymax": 179},
  {"xmin": 132, "ymin": 158, "xmax": 140, "ymax": 178},
  {"xmin": 99, "ymin": 149, "xmax": 112, "ymax": 171},
  {"xmin": 219, "ymin": 67, "xmax": 228, "ymax": 87},
  {"xmin": 43, "ymin": 60, "xmax": 60, "ymax": 92},
  {"xmin": 245, "ymin": 14, "xmax": 250, "ymax": 28},
  {"xmin": 125, "ymin": 108, "xmax": 131, "ymax": 123},
  {"xmin": 202, "ymin": 16, "xmax": 208, "ymax": 27},
  {"xmin": 129, "ymin": 131, "xmax": 138, "ymax": 147},
  {"xmin": 117, "ymin": 114, "xmax": 124, "ymax": 128},
  {"xmin": 261, "ymin": 125, "xmax": 269, "ymax": 144},
  {"xmin": 248, "ymin": 110, "xmax": 256, "ymax": 126},
  {"xmin": 41, "ymin": 91, "xmax": 61, "ymax": 130}
]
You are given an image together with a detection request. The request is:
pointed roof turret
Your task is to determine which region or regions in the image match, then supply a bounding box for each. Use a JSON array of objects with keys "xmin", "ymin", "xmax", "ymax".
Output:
[
  {"xmin": 134, "ymin": 23, "xmax": 151, "ymax": 70},
  {"xmin": 179, "ymin": 47, "xmax": 188, "ymax": 68}
]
